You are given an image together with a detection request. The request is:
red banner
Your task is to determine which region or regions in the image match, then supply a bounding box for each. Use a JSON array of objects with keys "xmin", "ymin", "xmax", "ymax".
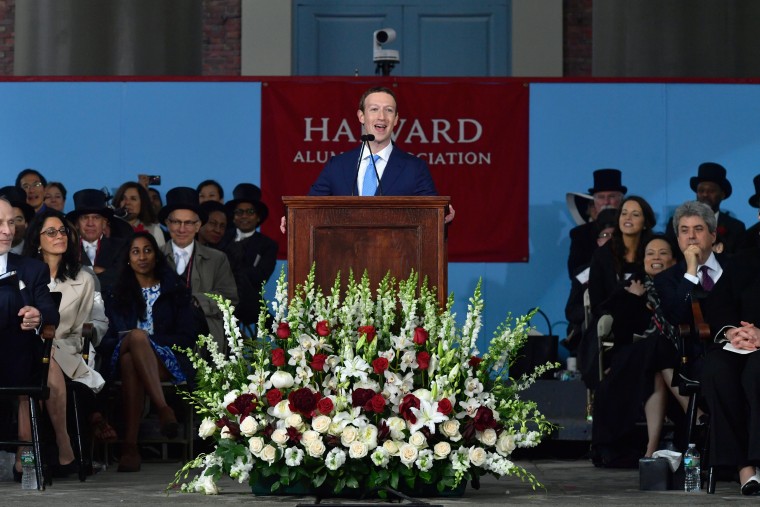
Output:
[{"xmin": 260, "ymin": 79, "xmax": 528, "ymax": 262}]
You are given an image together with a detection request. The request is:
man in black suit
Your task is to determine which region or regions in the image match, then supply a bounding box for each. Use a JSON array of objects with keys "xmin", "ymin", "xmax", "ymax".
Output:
[
  {"xmin": 224, "ymin": 183, "xmax": 278, "ymax": 327},
  {"xmin": 665, "ymin": 162, "xmax": 745, "ymax": 254},
  {"xmin": 66, "ymin": 189, "xmax": 128, "ymax": 294}
]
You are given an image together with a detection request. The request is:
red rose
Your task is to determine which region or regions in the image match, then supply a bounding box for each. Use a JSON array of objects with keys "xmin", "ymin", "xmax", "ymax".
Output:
[
  {"xmin": 316, "ymin": 320, "xmax": 330, "ymax": 337},
  {"xmin": 417, "ymin": 351, "xmax": 430, "ymax": 370},
  {"xmin": 288, "ymin": 387, "xmax": 318, "ymax": 416},
  {"xmin": 473, "ymin": 406, "xmax": 498, "ymax": 431},
  {"xmin": 399, "ymin": 394, "xmax": 420, "ymax": 423},
  {"xmin": 276, "ymin": 322, "xmax": 290, "ymax": 339},
  {"xmin": 317, "ymin": 396, "xmax": 334, "ymax": 415},
  {"xmin": 414, "ymin": 326, "xmax": 429, "ymax": 345},
  {"xmin": 287, "ymin": 426, "xmax": 303, "ymax": 443},
  {"xmin": 227, "ymin": 393, "xmax": 257, "ymax": 415},
  {"xmin": 469, "ymin": 356, "xmax": 483, "ymax": 369},
  {"xmin": 368, "ymin": 393, "xmax": 386, "ymax": 413},
  {"xmin": 266, "ymin": 388, "xmax": 283, "ymax": 406},
  {"xmin": 352, "ymin": 388, "xmax": 375, "ymax": 408},
  {"xmin": 372, "ymin": 357, "xmax": 389, "ymax": 374},
  {"xmin": 437, "ymin": 398, "xmax": 453, "ymax": 415},
  {"xmin": 358, "ymin": 325, "xmax": 376, "ymax": 343},
  {"xmin": 271, "ymin": 348, "xmax": 286, "ymax": 367},
  {"xmin": 310, "ymin": 353, "xmax": 327, "ymax": 371}
]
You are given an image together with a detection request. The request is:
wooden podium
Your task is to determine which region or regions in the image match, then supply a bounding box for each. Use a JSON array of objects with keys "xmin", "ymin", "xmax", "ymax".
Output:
[{"xmin": 283, "ymin": 196, "xmax": 449, "ymax": 307}]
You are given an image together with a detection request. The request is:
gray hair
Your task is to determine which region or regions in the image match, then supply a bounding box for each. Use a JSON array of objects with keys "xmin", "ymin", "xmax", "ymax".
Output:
[{"xmin": 672, "ymin": 200, "xmax": 717, "ymax": 235}]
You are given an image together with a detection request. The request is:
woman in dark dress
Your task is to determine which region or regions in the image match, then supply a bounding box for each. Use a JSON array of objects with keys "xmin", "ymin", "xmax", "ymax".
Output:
[{"xmin": 102, "ymin": 232, "xmax": 197, "ymax": 472}]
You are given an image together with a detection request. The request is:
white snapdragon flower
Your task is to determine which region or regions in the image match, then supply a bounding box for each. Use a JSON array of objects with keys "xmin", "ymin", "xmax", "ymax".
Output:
[
  {"xmin": 285, "ymin": 447, "xmax": 305, "ymax": 467},
  {"xmin": 325, "ymin": 448, "xmax": 347, "ymax": 471}
]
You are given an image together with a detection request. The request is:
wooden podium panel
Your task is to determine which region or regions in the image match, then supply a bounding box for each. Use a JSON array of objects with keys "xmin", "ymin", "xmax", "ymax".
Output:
[{"xmin": 284, "ymin": 196, "xmax": 449, "ymax": 307}]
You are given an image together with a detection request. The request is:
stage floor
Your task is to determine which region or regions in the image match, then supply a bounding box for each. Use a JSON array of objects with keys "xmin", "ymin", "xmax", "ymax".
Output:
[{"xmin": 0, "ymin": 457, "xmax": 743, "ymax": 505}]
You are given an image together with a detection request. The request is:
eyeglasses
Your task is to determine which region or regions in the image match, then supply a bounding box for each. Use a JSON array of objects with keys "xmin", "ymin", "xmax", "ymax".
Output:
[
  {"xmin": 40, "ymin": 226, "xmax": 68, "ymax": 238},
  {"xmin": 21, "ymin": 182, "xmax": 43, "ymax": 190},
  {"xmin": 167, "ymin": 218, "xmax": 199, "ymax": 228},
  {"xmin": 233, "ymin": 208, "xmax": 257, "ymax": 216}
]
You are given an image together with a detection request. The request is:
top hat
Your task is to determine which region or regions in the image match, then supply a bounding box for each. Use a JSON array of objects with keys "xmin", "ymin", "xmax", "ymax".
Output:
[
  {"xmin": 0, "ymin": 185, "xmax": 35, "ymax": 222},
  {"xmin": 588, "ymin": 169, "xmax": 627, "ymax": 195},
  {"xmin": 749, "ymin": 175, "xmax": 760, "ymax": 208},
  {"xmin": 65, "ymin": 189, "xmax": 114, "ymax": 222},
  {"xmin": 689, "ymin": 162, "xmax": 732, "ymax": 199},
  {"xmin": 566, "ymin": 192, "xmax": 593, "ymax": 226},
  {"xmin": 224, "ymin": 183, "xmax": 269, "ymax": 225},
  {"xmin": 158, "ymin": 187, "xmax": 208, "ymax": 225}
]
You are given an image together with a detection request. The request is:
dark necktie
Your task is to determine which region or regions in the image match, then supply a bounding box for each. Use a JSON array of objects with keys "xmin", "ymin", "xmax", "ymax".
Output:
[{"xmin": 699, "ymin": 265, "xmax": 714, "ymax": 291}]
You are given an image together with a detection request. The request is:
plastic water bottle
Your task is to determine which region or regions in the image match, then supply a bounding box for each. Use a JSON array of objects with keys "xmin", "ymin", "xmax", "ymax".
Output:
[
  {"xmin": 683, "ymin": 443, "xmax": 701, "ymax": 493},
  {"xmin": 20, "ymin": 449, "xmax": 37, "ymax": 490}
]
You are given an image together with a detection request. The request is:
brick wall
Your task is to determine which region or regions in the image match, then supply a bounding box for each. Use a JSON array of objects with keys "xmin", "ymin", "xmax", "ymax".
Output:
[
  {"xmin": 0, "ymin": 0, "xmax": 14, "ymax": 76},
  {"xmin": 202, "ymin": 0, "xmax": 241, "ymax": 76},
  {"xmin": 564, "ymin": 0, "xmax": 592, "ymax": 76}
]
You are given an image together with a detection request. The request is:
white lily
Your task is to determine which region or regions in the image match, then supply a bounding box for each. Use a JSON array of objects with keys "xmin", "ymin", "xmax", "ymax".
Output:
[{"xmin": 408, "ymin": 399, "xmax": 448, "ymax": 433}]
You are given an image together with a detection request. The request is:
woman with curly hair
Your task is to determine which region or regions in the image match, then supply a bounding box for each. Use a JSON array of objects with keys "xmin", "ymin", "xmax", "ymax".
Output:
[
  {"xmin": 101, "ymin": 231, "xmax": 197, "ymax": 472},
  {"xmin": 112, "ymin": 182, "xmax": 165, "ymax": 247}
]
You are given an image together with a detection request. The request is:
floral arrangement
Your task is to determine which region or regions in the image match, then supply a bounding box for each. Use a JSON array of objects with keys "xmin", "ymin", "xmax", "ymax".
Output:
[{"xmin": 172, "ymin": 267, "xmax": 557, "ymax": 496}]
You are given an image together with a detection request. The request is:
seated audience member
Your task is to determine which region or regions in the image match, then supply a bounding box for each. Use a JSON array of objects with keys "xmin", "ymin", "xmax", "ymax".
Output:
[
  {"xmin": 16, "ymin": 168, "xmax": 48, "ymax": 214},
  {"xmin": 113, "ymin": 181, "xmax": 165, "ymax": 247},
  {"xmin": 0, "ymin": 197, "xmax": 60, "ymax": 483},
  {"xmin": 197, "ymin": 179, "xmax": 224, "ymax": 204},
  {"xmin": 102, "ymin": 231, "xmax": 197, "ymax": 472},
  {"xmin": 591, "ymin": 235, "xmax": 691, "ymax": 463},
  {"xmin": 568, "ymin": 169, "xmax": 627, "ymax": 279},
  {"xmin": 739, "ymin": 174, "xmax": 760, "ymax": 251},
  {"xmin": 159, "ymin": 187, "xmax": 238, "ymax": 354},
  {"xmin": 703, "ymin": 245, "xmax": 760, "ymax": 495},
  {"xmin": 224, "ymin": 184, "xmax": 277, "ymax": 327},
  {"xmin": 665, "ymin": 162, "xmax": 745, "ymax": 254},
  {"xmin": 67, "ymin": 189, "xmax": 128, "ymax": 294},
  {"xmin": 22, "ymin": 209, "xmax": 105, "ymax": 478},
  {"xmin": 197, "ymin": 201, "xmax": 229, "ymax": 249},
  {"xmin": 44, "ymin": 182, "xmax": 67, "ymax": 212},
  {"xmin": 0, "ymin": 186, "xmax": 34, "ymax": 255}
]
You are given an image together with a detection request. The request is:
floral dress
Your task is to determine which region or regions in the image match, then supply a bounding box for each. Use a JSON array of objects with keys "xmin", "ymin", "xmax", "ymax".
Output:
[{"xmin": 110, "ymin": 283, "xmax": 187, "ymax": 384}]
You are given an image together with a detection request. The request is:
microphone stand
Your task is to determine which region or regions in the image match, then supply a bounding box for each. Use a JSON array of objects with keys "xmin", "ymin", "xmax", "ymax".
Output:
[
  {"xmin": 352, "ymin": 136, "xmax": 369, "ymax": 196},
  {"xmin": 355, "ymin": 134, "xmax": 383, "ymax": 196}
]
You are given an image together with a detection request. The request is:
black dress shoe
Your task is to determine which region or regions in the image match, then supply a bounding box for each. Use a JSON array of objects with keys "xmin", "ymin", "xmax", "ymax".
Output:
[
  {"xmin": 53, "ymin": 460, "xmax": 79, "ymax": 479},
  {"xmin": 12, "ymin": 465, "xmax": 22, "ymax": 483},
  {"xmin": 741, "ymin": 476, "xmax": 760, "ymax": 496}
]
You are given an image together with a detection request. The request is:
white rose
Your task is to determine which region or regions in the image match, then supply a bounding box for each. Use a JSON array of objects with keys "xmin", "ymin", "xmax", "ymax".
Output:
[
  {"xmin": 478, "ymin": 428, "xmax": 498, "ymax": 447},
  {"xmin": 468, "ymin": 446, "xmax": 487, "ymax": 467},
  {"xmin": 271, "ymin": 428, "xmax": 289, "ymax": 446},
  {"xmin": 198, "ymin": 418, "xmax": 217, "ymax": 438},
  {"xmin": 383, "ymin": 440, "xmax": 400, "ymax": 456},
  {"xmin": 301, "ymin": 430, "xmax": 319, "ymax": 446},
  {"xmin": 348, "ymin": 441, "xmax": 369, "ymax": 459},
  {"xmin": 312, "ymin": 415, "xmax": 331, "ymax": 434},
  {"xmin": 261, "ymin": 444, "xmax": 278, "ymax": 464},
  {"xmin": 307, "ymin": 439, "xmax": 326, "ymax": 458},
  {"xmin": 409, "ymin": 431, "xmax": 427, "ymax": 449},
  {"xmin": 433, "ymin": 441, "xmax": 451, "ymax": 459},
  {"xmin": 269, "ymin": 400, "xmax": 293, "ymax": 419},
  {"xmin": 413, "ymin": 388, "xmax": 432, "ymax": 402},
  {"xmin": 386, "ymin": 417, "xmax": 406, "ymax": 440},
  {"xmin": 496, "ymin": 433, "xmax": 517, "ymax": 455},
  {"xmin": 340, "ymin": 425, "xmax": 359, "ymax": 446},
  {"xmin": 285, "ymin": 413, "xmax": 304, "ymax": 430},
  {"xmin": 197, "ymin": 474, "xmax": 219, "ymax": 495},
  {"xmin": 270, "ymin": 370, "xmax": 295, "ymax": 389},
  {"xmin": 399, "ymin": 443, "xmax": 419, "ymax": 467},
  {"xmin": 239, "ymin": 417, "xmax": 259, "ymax": 437},
  {"xmin": 440, "ymin": 419, "xmax": 461, "ymax": 440},
  {"xmin": 249, "ymin": 436, "xmax": 264, "ymax": 455}
]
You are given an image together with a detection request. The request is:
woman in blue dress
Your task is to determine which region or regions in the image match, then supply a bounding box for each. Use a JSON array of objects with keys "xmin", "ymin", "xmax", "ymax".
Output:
[{"xmin": 102, "ymin": 231, "xmax": 197, "ymax": 472}]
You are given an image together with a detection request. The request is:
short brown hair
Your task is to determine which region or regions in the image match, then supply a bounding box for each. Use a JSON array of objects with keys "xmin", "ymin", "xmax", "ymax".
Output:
[{"xmin": 358, "ymin": 86, "xmax": 398, "ymax": 113}]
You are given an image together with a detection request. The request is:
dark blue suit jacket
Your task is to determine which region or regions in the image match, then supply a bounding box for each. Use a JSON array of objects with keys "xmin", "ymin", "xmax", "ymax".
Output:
[
  {"xmin": 308, "ymin": 145, "xmax": 438, "ymax": 196},
  {"xmin": 0, "ymin": 253, "xmax": 60, "ymax": 386}
]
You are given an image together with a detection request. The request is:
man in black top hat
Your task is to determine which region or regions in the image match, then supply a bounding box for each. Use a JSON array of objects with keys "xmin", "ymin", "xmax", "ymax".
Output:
[
  {"xmin": 159, "ymin": 187, "xmax": 238, "ymax": 354},
  {"xmin": 739, "ymin": 175, "xmax": 760, "ymax": 251},
  {"xmin": 0, "ymin": 186, "xmax": 34, "ymax": 255},
  {"xmin": 66, "ymin": 189, "xmax": 129, "ymax": 294},
  {"xmin": 664, "ymin": 162, "xmax": 745, "ymax": 254},
  {"xmin": 223, "ymin": 183, "xmax": 278, "ymax": 327},
  {"xmin": 567, "ymin": 169, "xmax": 627, "ymax": 280}
]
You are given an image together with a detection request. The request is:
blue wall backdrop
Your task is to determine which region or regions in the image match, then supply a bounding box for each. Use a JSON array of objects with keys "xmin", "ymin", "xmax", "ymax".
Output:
[{"xmin": 3, "ymin": 81, "xmax": 760, "ymax": 358}]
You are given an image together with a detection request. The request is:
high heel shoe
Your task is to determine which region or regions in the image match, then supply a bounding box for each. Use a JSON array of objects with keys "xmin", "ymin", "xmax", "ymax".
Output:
[{"xmin": 53, "ymin": 459, "xmax": 80, "ymax": 479}]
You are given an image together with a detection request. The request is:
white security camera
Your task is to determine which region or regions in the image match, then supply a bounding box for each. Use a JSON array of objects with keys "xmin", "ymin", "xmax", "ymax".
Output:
[{"xmin": 373, "ymin": 28, "xmax": 400, "ymax": 64}]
